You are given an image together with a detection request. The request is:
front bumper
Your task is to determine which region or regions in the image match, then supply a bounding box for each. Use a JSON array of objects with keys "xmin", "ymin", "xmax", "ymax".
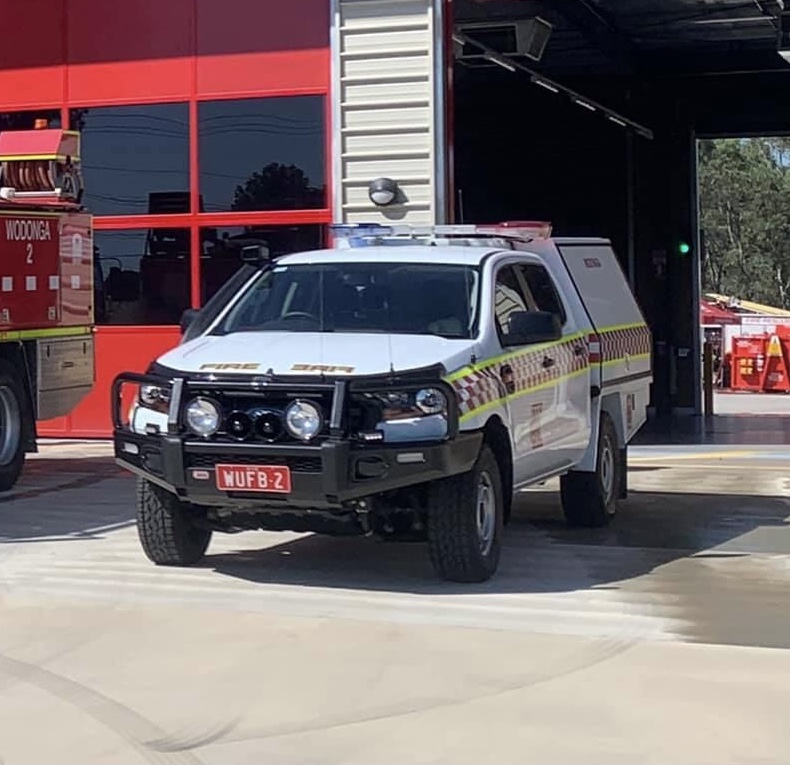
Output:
[{"xmin": 112, "ymin": 370, "xmax": 481, "ymax": 509}]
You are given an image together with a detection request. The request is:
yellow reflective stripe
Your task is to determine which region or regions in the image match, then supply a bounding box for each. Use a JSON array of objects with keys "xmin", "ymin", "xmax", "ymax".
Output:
[
  {"xmin": 0, "ymin": 326, "xmax": 92, "ymax": 342},
  {"xmin": 0, "ymin": 154, "xmax": 80, "ymax": 162},
  {"xmin": 458, "ymin": 366, "xmax": 588, "ymax": 423},
  {"xmin": 0, "ymin": 210, "xmax": 62, "ymax": 218},
  {"xmin": 444, "ymin": 331, "xmax": 585, "ymax": 384},
  {"xmin": 601, "ymin": 352, "xmax": 651, "ymax": 369}
]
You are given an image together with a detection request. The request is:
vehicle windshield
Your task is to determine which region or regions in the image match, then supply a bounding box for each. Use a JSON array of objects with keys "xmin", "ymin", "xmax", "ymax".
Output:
[{"xmin": 212, "ymin": 262, "xmax": 480, "ymax": 338}]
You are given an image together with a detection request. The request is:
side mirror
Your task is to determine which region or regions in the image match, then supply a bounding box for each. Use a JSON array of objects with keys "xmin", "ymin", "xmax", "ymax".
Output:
[
  {"xmin": 180, "ymin": 308, "xmax": 199, "ymax": 335},
  {"xmin": 503, "ymin": 310, "xmax": 562, "ymax": 347},
  {"xmin": 240, "ymin": 244, "xmax": 270, "ymax": 265}
]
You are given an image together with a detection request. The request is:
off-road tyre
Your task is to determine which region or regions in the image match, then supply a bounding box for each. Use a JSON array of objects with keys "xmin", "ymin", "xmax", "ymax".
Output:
[
  {"xmin": 426, "ymin": 445, "xmax": 504, "ymax": 583},
  {"xmin": 560, "ymin": 412, "xmax": 621, "ymax": 528},
  {"xmin": 0, "ymin": 359, "xmax": 28, "ymax": 492},
  {"xmin": 137, "ymin": 478, "xmax": 212, "ymax": 566}
]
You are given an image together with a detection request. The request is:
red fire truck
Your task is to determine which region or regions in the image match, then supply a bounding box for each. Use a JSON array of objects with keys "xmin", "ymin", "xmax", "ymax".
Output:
[{"xmin": 0, "ymin": 122, "xmax": 94, "ymax": 490}]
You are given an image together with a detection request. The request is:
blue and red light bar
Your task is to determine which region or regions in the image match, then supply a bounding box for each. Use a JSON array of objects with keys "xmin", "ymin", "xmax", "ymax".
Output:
[{"xmin": 330, "ymin": 221, "xmax": 553, "ymax": 248}]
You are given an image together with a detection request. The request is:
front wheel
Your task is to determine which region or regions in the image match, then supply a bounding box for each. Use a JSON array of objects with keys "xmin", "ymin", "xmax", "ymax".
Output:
[
  {"xmin": 560, "ymin": 412, "xmax": 621, "ymax": 528},
  {"xmin": 137, "ymin": 478, "xmax": 212, "ymax": 566},
  {"xmin": 426, "ymin": 445, "xmax": 504, "ymax": 583}
]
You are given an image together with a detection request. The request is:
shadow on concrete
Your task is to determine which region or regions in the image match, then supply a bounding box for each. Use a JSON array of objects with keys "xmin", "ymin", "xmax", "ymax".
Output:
[
  {"xmin": 206, "ymin": 485, "xmax": 790, "ymax": 597},
  {"xmin": 0, "ymin": 457, "xmax": 133, "ymax": 543},
  {"xmin": 634, "ymin": 413, "xmax": 790, "ymax": 445}
]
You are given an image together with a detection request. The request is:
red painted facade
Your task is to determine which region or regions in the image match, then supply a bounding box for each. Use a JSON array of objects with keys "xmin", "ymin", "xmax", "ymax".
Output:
[{"xmin": 0, "ymin": 0, "xmax": 332, "ymax": 436}]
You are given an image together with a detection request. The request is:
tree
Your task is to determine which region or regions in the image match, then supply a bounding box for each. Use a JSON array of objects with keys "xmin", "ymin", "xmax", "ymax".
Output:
[
  {"xmin": 698, "ymin": 137, "xmax": 790, "ymax": 308},
  {"xmin": 231, "ymin": 162, "xmax": 324, "ymax": 212}
]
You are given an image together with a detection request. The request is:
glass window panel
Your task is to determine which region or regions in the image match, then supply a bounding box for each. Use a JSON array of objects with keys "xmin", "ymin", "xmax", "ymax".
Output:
[
  {"xmin": 70, "ymin": 104, "xmax": 189, "ymax": 216},
  {"xmin": 0, "ymin": 110, "xmax": 61, "ymax": 130},
  {"xmin": 95, "ymin": 228, "xmax": 191, "ymax": 326},
  {"xmin": 198, "ymin": 96, "xmax": 326, "ymax": 213},
  {"xmin": 200, "ymin": 224, "xmax": 324, "ymax": 305}
]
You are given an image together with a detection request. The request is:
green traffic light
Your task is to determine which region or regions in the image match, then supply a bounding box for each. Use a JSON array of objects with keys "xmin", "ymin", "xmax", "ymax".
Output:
[{"xmin": 678, "ymin": 242, "xmax": 691, "ymax": 255}]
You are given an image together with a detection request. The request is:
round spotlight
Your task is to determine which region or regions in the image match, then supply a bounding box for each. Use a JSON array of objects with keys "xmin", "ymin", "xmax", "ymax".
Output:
[
  {"xmin": 185, "ymin": 397, "xmax": 221, "ymax": 437},
  {"xmin": 253, "ymin": 409, "xmax": 284, "ymax": 442},
  {"xmin": 284, "ymin": 400, "xmax": 323, "ymax": 442},
  {"xmin": 226, "ymin": 410, "xmax": 252, "ymax": 440}
]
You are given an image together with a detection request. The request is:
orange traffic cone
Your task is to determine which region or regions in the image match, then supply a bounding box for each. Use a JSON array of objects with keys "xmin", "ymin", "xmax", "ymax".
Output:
[{"xmin": 761, "ymin": 334, "xmax": 790, "ymax": 393}]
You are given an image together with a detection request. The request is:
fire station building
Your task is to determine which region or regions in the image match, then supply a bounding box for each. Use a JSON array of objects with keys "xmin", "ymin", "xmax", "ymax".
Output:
[{"xmin": 3, "ymin": 0, "xmax": 787, "ymax": 435}]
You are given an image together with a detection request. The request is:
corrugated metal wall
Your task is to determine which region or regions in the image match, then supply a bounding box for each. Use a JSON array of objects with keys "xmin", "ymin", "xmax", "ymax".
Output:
[{"xmin": 331, "ymin": 0, "xmax": 447, "ymax": 225}]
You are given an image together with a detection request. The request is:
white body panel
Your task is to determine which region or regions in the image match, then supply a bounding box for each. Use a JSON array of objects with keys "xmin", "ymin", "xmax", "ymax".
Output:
[{"xmin": 158, "ymin": 331, "xmax": 476, "ymax": 378}]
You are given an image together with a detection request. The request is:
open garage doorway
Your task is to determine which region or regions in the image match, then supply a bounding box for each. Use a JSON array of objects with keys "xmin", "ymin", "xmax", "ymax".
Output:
[
  {"xmin": 697, "ymin": 136, "xmax": 790, "ymax": 420},
  {"xmin": 448, "ymin": 0, "xmax": 790, "ymax": 444}
]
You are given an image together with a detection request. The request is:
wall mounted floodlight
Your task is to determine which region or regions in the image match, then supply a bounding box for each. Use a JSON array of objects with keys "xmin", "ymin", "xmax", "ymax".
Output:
[{"xmin": 368, "ymin": 177, "xmax": 399, "ymax": 206}]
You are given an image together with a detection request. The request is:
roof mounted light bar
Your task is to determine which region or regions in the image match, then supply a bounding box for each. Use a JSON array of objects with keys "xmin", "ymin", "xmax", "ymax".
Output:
[{"xmin": 330, "ymin": 221, "xmax": 552, "ymax": 249}]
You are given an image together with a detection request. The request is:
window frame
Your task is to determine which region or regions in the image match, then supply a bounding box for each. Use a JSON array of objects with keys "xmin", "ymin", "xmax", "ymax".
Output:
[
  {"xmin": 196, "ymin": 94, "xmax": 329, "ymax": 216},
  {"xmin": 65, "ymin": 91, "xmax": 331, "ymax": 318},
  {"xmin": 93, "ymin": 224, "xmax": 193, "ymax": 327}
]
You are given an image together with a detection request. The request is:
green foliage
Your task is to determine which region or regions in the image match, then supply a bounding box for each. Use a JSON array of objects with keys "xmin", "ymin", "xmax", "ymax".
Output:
[{"xmin": 698, "ymin": 137, "xmax": 790, "ymax": 308}]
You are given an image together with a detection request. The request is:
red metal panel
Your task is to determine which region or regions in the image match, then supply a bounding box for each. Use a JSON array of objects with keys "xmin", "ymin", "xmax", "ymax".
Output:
[
  {"xmin": 38, "ymin": 325, "xmax": 181, "ymax": 437},
  {"xmin": 58, "ymin": 213, "xmax": 93, "ymax": 325},
  {"xmin": 0, "ymin": 0, "xmax": 64, "ymax": 108},
  {"xmin": 0, "ymin": 128, "xmax": 78, "ymax": 159},
  {"xmin": 196, "ymin": 0, "xmax": 330, "ymax": 97},
  {"xmin": 66, "ymin": 0, "xmax": 193, "ymax": 104},
  {"xmin": 0, "ymin": 213, "xmax": 61, "ymax": 329}
]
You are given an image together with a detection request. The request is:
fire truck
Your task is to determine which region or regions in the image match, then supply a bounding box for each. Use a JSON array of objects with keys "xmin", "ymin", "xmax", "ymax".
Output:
[{"xmin": 0, "ymin": 122, "xmax": 94, "ymax": 490}]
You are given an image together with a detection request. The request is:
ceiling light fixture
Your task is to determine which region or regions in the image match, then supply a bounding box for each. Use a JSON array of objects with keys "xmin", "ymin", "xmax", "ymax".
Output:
[{"xmin": 452, "ymin": 30, "xmax": 654, "ymax": 140}]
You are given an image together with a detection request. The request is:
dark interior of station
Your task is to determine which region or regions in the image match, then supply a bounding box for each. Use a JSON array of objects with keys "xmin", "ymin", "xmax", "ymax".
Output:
[{"xmin": 453, "ymin": 0, "xmax": 790, "ymax": 419}]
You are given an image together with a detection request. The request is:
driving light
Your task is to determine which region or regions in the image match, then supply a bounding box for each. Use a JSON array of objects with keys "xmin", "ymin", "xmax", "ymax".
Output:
[
  {"xmin": 284, "ymin": 400, "xmax": 323, "ymax": 441},
  {"xmin": 185, "ymin": 397, "xmax": 221, "ymax": 437},
  {"xmin": 415, "ymin": 388, "xmax": 447, "ymax": 415}
]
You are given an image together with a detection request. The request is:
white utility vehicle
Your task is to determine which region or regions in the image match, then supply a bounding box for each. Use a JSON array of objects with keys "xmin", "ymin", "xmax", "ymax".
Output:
[{"xmin": 112, "ymin": 222, "xmax": 652, "ymax": 582}]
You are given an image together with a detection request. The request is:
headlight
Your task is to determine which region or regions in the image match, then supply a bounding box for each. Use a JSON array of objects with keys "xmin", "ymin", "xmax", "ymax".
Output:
[
  {"xmin": 415, "ymin": 388, "xmax": 447, "ymax": 415},
  {"xmin": 284, "ymin": 400, "xmax": 323, "ymax": 441},
  {"xmin": 185, "ymin": 397, "xmax": 221, "ymax": 437},
  {"xmin": 139, "ymin": 384, "xmax": 170, "ymax": 409}
]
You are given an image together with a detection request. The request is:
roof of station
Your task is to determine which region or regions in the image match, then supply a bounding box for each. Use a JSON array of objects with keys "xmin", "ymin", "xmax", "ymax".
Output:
[{"xmin": 457, "ymin": 0, "xmax": 788, "ymax": 77}]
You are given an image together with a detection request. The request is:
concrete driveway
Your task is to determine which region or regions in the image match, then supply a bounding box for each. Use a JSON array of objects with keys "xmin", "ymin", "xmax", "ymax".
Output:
[{"xmin": 0, "ymin": 441, "xmax": 788, "ymax": 764}]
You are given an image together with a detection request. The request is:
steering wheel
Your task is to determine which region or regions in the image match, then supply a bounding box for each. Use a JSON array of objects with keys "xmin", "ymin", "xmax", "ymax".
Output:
[{"xmin": 281, "ymin": 311, "xmax": 319, "ymax": 322}]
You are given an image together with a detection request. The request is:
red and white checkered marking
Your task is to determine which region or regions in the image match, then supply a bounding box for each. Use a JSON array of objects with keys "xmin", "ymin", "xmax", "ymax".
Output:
[
  {"xmin": 451, "ymin": 337, "xmax": 590, "ymax": 418},
  {"xmin": 599, "ymin": 324, "xmax": 651, "ymax": 362}
]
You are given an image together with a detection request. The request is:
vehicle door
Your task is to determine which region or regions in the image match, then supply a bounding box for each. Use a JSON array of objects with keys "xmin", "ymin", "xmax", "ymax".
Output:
[
  {"xmin": 492, "ymin": 262, "xmax": 560, "ymax": 484},
  {"xmin": 512, "ymin": 260, "xmax": 590, "ymax": 468}
]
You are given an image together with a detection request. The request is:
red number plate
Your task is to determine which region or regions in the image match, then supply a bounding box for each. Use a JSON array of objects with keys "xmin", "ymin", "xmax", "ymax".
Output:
[{"xmin": 215, "ymin": 464, "xmax": 292, "ymax": 494}]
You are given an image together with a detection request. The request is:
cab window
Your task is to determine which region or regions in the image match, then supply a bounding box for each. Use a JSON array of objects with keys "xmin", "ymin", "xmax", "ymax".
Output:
[
  {"xmin": 494, "ymin": 266, "xmax": 531, "ymax": 343},
  {"xmin": 514, "ymin": 263, "xmax": 567, "ymax": 325}
]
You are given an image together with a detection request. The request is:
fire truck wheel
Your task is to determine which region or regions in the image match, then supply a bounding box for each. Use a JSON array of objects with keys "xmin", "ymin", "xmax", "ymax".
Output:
[
  {"xmin": 560, "ymin": 413, "xmax": 621, "ymax": 528},
  {"xmin": 426, "ymin": 445, "xmax": 504, "ymax": 583},
  {"xmin": 136, "ymin": 478, "xmax": 212, "ymax": 566},
  {"xmin": 0, "ymin": 360, "xmax": 27, "ymax": 492}
]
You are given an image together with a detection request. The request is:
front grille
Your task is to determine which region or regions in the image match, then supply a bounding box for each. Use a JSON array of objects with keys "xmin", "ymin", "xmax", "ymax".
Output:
[{"xmin": 185, "ymin": 453, "xmax": 323, "ymax": 473}]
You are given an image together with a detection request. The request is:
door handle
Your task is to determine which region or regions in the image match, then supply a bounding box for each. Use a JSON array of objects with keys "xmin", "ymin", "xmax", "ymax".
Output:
[
  {"xmin": 542, "ymin": 356, "xmax": 555, "ymax": 369},
  {"xmin": 573, "ymin": 345, "xmax": 586, "ymax": 356}
]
